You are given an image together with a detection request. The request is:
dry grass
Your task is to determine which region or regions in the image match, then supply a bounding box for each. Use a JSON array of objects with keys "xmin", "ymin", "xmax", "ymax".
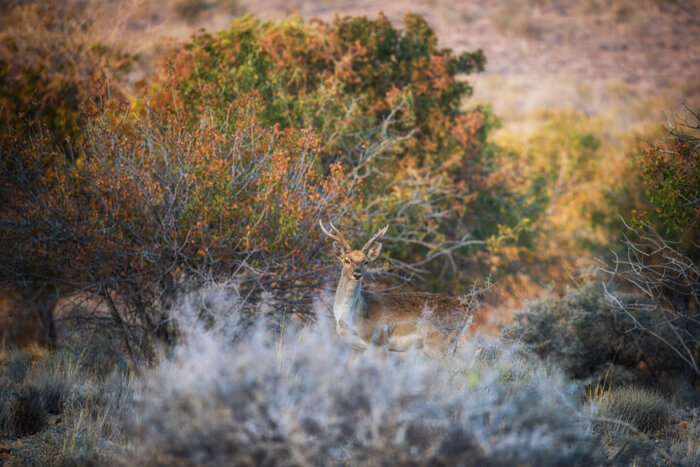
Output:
[
  {"xmin": 586, "ymin": 384, "xmax": 700, "ymax": 465},
  {"xmin": 0, "ymin": 343, "xmax": 131, "ymax": 465},
  {"xmin": 598, "ymin": 386, "xmax": 672, "ymax": 436}
]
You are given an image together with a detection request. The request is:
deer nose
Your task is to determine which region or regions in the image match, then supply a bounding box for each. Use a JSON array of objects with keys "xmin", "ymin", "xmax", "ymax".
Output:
[{"xmin": 352, "ymin": 269, "xmax": 362, "ymax": 280}]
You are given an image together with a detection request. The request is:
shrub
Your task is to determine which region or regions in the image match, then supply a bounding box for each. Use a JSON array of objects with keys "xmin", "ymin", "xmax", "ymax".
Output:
[
  {"xmin": 144, "ymin": 13, "xmax": 534, "ymax": 292},
  {"xmin": 0, "ymin": 92, "xmax": 350, "ymax": 354},
  {"xmin": 507, "ymin": 280, "xmax": 698, "ymax": 393},
  {"xmin": 639, "ymin": 107, "xmax": 700, "ymax": 244},
  {"xmin": 601, "ymin": 225, "xmax": 700, "ymax": 381},
  {"xmin": 0, "ymin": 2, "xmax": 131, "ymax": 147},
  {"xmin": 148, "ymin": 13, "xmax": 487, "ymax": 159},
  {"xmin": 119, "ymin": 288, "xmax": 602, "ymax": 466},
  {"xmin": 0, "ymin": 1, "xmax": 133, "ymax": 347}
]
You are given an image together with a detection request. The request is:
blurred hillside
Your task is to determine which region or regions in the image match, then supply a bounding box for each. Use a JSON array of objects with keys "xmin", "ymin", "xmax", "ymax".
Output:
[
  {"xmin": 1, "ymin": 0, "xmax": 698, "ymax": 334},
  {"xmin": 75, "ymin": 0, "xmax": 700, "ymax": 130}
]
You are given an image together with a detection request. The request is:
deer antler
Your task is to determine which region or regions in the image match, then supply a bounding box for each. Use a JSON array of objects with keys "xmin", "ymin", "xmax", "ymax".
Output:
[
  {"xmin": 361, "ymin": 225, "xmax": 389, "ymax": 253},
  {"xmin": 319, "ymin": 220, "xmax": 351, "ymax": 252}
]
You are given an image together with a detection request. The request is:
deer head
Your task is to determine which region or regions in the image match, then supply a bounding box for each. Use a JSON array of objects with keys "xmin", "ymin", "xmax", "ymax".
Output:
[{"xmin": 319, "ymin": 220, "xmax": 388, "ymax": 281}]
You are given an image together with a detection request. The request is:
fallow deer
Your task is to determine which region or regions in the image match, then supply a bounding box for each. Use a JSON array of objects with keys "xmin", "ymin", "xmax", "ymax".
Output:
[{"xmin": 320, "ymin": 220, "xmax": 476, "ymax": 354}]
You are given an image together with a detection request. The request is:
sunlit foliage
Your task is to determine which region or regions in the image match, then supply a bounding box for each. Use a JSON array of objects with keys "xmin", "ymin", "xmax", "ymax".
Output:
[
  {"xmin": 639, "ymin": 110, "xmax": 700, "ymax": 244},
  {"xmin": 1, "ymin": 93, "xmax": 349, "ymax": 352},
  {"xmin": 142, "ymin": 13, "xmax": 531, "ymax": 291},
  {"xmin": 0, "ymin": 3, "xmax": 131, "ymax": 147}
]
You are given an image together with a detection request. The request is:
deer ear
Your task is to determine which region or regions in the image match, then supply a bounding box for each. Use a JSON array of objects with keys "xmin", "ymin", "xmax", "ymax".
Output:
[
  {"xmin": 366, "ymin": 242, "xmax": 382, "ymax": 262},
  {"xmin": 330, "ymin": 241, "xmax": 345, "ymax": 260}
]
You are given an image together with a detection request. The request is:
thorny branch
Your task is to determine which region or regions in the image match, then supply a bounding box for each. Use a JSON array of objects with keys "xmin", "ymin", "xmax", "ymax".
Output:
[{"xmin": 599, "ymin": 223, "xmax": 700, "ymax": 376}]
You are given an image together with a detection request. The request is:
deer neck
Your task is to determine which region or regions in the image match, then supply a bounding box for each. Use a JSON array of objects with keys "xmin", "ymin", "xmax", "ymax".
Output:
[{"xmin": 333, "ymin": 268, "xmax": 365, "ymax": 330}]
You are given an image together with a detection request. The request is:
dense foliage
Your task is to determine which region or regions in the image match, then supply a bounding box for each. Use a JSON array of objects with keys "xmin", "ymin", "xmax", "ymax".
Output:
[
  {"xmin": 0, "ymin": 3, "xmax": 130, "ymax": 147},
  {"xmin": 144, "ymin": 13, "xmax": 534, "ymax": 288},
  {"xmin": 1, "ymin": 10, "xmax": 527, "ymax": 351},
  {"xmin": 1, "ymin": 93, "xmax": 349, "ymax": 352},
  {"xmin": 639, "ymin": 109, "xmax": 700, "ymax": 245},
  {"xmin": 509, "ymin": 281, "xmax": 699, "ymax": 390}
]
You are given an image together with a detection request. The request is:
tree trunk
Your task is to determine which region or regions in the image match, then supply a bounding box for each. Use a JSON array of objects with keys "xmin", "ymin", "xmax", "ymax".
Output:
[{"xmin": 24, "ymin": 284, "xmax": 59, "ymax": 348}]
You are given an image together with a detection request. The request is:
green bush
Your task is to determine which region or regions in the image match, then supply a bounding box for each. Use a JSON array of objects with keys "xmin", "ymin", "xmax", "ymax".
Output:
[
  {"xmin": 639, "ymin": 108, "xmax": 700, "ymax": 249},
  {"xmin": 143, "ymin": 13, "xmax": 534, "ymax": 292}
]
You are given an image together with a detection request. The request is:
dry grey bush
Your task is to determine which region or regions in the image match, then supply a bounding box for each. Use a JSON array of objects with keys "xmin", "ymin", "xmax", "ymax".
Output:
[
  {"xmin": 600, "ymin": 225, "xmax": 700, "ymax": 379},
  {"xmin": 587, "ymin": 385, "xmax": 700, "ymax": 466},
  {"xmin": 507, "ymin": 234, "xmax": 700, "ymax": 465},
  {"xmin": 507, "ymin": 280, "xmax": 700, "ymax": 399},
  {"xmin": 120, "ymin": 285, "xmax": 601, "ymax": 466}
]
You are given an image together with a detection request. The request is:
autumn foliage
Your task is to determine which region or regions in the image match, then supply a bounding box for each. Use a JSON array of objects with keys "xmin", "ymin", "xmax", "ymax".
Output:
[
  {"xmin": 147, "ymin": 12, "xmax": 486, "ymax": 165},
  {"xmin": 143, "ymin": 13, "xmax": 533, "ymax": 290},
  {"xmin": 0, "ymin": 3, "xmax": 130, "ymax": 147},
  {"xmin": 2, "ymin": 90, "xmax": 352, "ymax": 349},
  {"xmin": 6, "ymin": 5, "xmax": 694, "ymax": 356}
]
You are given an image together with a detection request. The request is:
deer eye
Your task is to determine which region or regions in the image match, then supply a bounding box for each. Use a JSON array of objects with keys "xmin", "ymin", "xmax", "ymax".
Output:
[{"xmin": 343, "ymin": 258, "xmax": 351, "ymax": 265}]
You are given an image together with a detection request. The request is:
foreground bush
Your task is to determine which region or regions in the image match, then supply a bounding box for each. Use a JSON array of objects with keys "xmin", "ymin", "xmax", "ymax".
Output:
[{"xmin": 119, "ymin": 287, "xmax": 601, "ymax": 466}]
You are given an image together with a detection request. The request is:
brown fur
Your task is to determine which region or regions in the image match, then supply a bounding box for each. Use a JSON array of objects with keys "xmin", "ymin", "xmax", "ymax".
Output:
[
  {"xmin": 321, "ymin": 221, "xmax": 476, "ymax": 354},
  {"xmin": 356, "ymin": 292, "xmax": 469, "ymax": 353}
]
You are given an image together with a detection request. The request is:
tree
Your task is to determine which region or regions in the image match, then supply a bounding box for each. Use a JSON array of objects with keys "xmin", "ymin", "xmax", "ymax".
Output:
[
  {"xmin": 144, "ymin": 13, "xmax": 527, "ymax": 292},
  {"xmin": 1, "ymin": 94, "xmax": 348, "ymax": 356}
]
